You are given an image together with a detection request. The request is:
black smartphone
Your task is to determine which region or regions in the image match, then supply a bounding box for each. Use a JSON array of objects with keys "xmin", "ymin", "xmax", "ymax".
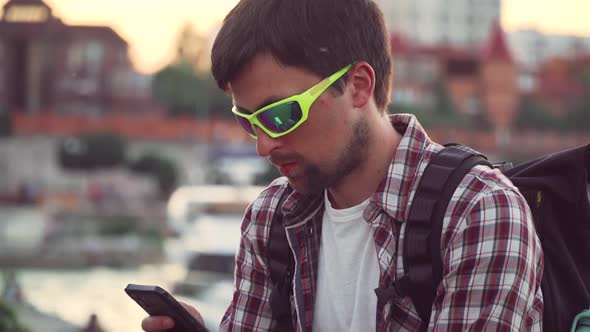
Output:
[{"xmin": 125, "ymin": 283, "xmax": 209, "ymax": 332}]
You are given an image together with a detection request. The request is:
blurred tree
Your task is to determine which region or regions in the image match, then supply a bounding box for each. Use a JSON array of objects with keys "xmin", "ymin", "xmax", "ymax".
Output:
[
  {"xmin": 206, "ymin": 75, "xmax": 234, "ymax": 119},
  {"xmin": 152, "ymin": 23, "xmax": 233, "ymax": 119},
  {"xmin": 432, "ymin": 80, "xmax": 455, "ymax": 115},
  {"xmin": 563, "ymin": 99, "xmax": 590, "ymax": 133},
  {"xmin": 58, "ymin": 132, "xmax": 126, "ymax": 170},
  {"xmin": 152, "ymin": 62, "xmax": 209, "ymax": 117},
  {"xmin": 390, "ymin": 95, "xmax": 468, "ymax": 129},
  {"xmin": 420, "ymin": 80, "xmax": 469, "ymax": 128},
  {"xmin": 514, "ymin": 97, "xmax": 563, "ymax": 132},
  {"xmin": 578, "ymin": 66, "xmax": 590, "ymax": 89},
  {"xmin": 128, "ymin": 153, "xmax": 179, "ymax": 199},
  {"xmin": 0, "ymin": 112, "xmax": 11, "ymax": 137},
  {"xmin": 0, "ymin": 299, "xmax": 31, "ymax": 332},
  {"xmin": 470, "ymin": 109, "xmax": 493, "ymax": 131},
  {"xmin": 97, "ymin": 215, "xmax": 137, "ymax": 236},
  {"xmin": 152, "ymin": 62, "xmax": 232, "ymax": 119}
]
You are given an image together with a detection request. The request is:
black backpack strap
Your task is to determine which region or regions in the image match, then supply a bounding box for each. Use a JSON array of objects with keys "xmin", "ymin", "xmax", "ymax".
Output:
[
  {"xmin": 267, "ymin": 189, "xmax": 295, "ymax": 332},
  {"xmin": 404, "ymin": 144, "xmax": 491, "ymax": 325}
]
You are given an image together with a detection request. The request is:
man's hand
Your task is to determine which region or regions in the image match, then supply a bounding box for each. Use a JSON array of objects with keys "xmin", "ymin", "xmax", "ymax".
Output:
[{"xmin": 140, "ymin": 301, "xmax": 205, "ymax": 331}]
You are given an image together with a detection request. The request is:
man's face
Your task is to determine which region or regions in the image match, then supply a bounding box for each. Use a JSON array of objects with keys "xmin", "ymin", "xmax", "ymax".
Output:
[{"xmin": 230, "ymin": 54, "xmax": 370, "ymax": 195}]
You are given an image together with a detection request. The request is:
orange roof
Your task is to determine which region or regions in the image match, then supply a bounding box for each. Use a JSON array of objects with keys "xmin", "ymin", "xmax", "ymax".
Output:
[{"xmin": 482, "ymin": 21, "xmax": 513, "ymax": 63}]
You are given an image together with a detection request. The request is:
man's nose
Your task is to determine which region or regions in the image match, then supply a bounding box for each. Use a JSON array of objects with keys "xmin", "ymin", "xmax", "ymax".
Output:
[{"xmin": 255, "ymin": 128, "xmax": 282, "ymax": 157}]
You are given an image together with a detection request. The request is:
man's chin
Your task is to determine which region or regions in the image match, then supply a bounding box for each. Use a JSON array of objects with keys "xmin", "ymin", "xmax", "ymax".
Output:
[{"xmin": 286, "ymin": 176, "xmax": 325, "ymax": 196}]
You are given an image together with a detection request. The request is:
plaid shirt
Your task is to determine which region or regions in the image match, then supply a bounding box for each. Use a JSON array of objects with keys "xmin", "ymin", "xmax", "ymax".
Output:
[{"xmin": 220, "ymin": 114, "xmax": 544, "ymax": 332}]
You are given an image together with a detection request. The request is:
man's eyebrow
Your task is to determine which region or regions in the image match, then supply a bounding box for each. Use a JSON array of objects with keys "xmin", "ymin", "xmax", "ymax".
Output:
[{"xmin": 235, "ymin": 96, "xmax": 286, "ymax": 115}]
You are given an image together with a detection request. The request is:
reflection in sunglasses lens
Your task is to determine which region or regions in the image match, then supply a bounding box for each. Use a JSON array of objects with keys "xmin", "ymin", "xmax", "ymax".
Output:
[{"xmin": 259, "ymin": 102, "xmax": 302, "ymax": 133}]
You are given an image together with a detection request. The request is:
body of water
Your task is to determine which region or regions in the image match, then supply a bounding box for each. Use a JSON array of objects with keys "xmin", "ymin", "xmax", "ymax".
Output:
[
  {"xmin": 1, "ymin": 207, "xmax": 242, "ymax": 332},
  {"xmin": 17, "ymin": 264, "xmax": 193, "ymax": 332}
]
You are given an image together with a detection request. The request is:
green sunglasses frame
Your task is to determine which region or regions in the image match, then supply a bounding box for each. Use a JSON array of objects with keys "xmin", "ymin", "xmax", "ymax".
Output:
[{"xmin": 232, "ymin": 64, "xmax": 353, "ymax": 138}]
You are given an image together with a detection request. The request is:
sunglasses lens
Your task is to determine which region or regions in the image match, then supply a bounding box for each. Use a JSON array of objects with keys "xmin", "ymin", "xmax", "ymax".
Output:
[
  {"xmin": 234, "ymin": 114, "xmax": 256, "ymax": 136},
  {"xmin": 258, "ymin": 102, "xmax": 303, "ymax": 134}
]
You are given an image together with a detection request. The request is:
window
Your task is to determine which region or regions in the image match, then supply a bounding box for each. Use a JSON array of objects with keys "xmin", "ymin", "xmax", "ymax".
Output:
[{"xmin": 4, "ymin": 5, "xmax": 49, "ymax": 23}]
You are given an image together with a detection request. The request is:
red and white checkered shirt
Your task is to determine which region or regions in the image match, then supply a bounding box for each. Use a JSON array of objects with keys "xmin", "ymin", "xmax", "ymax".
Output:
[{"xmin": 220, "ymin": 114, "xmax": 544, "ymax": 331}]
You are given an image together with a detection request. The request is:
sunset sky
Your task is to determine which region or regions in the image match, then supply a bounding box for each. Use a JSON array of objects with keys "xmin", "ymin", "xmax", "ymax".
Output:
[{"xmin": 4, "ymin": 0, "xmax": 588, "ymax": 74}]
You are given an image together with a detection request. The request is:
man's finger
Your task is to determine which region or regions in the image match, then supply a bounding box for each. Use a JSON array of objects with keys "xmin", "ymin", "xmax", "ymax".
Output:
[
  {"xmin": 179, "ymin": 301, "xmax": 205, "ymax": 325},
  {"xmin": 141, "ymin": 315, "xmax": 175, "ymax": 331}
]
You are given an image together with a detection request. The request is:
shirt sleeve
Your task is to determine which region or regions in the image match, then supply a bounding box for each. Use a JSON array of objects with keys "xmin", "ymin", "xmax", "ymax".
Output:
[
  {"xmin": 431, "ymin": 187, "xmax": 544, "ymax": 331},
  {"xmin": 219, "ymin": 203, "xmax": 276, "ymax": 332}
]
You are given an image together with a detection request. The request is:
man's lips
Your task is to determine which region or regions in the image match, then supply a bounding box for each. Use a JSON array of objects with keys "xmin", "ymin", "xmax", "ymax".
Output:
[{"xmin": 277, "ymin": 162, "xmax": 298, "ymax": 176}]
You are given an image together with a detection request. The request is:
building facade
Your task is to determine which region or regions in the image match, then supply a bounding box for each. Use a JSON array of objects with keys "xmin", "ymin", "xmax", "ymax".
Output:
[
  {"xmin": 508, "ymin": 28, "xmax": 590, "ymax": 69},
  {"xmin": 0, "ymin": 0, "xmax": 155, "ymax": 115},
  {"xmin": 390, "ymin": 22, "xmax": 519, "ymax": 131},
  {"xmin": 376, "ymin": 0, "xmax": 501, "ymax": 49}
]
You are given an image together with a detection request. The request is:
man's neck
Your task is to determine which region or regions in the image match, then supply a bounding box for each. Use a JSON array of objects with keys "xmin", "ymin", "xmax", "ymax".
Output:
[{"xmin": 327, "ymin": 115, "xmax": 401, "ymax": 209}]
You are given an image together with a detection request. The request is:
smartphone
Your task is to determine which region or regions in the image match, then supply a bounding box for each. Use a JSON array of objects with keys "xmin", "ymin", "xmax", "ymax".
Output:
[{"xmin": 125, "ymin": 283, "xmax": 209, "ymax": 332}]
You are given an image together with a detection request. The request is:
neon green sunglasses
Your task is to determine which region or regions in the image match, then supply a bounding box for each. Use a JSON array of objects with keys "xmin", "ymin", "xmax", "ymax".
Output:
[{"xmin": 232, "ymin": 64, "xmax": 353, "ymax": 138}]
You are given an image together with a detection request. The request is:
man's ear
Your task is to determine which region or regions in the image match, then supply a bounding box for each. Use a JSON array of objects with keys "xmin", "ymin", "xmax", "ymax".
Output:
[{"xmin": 349, "ymin": 62, "xmax": 376, "ymax": 109}]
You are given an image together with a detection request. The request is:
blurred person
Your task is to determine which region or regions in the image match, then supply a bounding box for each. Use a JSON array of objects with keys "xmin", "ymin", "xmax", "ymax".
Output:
[
  {"xmin": 140, "ymin": 0, "xmax": 543, "ymax": 330},
  {"xmin": 82, "ymin": 313, "xmax": 105, "ymax": 332},
  {"xmin": 1, "ymin": 270, "xmax": 23, "ymax": 304}
]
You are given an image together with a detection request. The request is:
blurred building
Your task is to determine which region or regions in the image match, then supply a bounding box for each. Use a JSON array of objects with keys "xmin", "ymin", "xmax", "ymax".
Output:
[
  {"xmin": 391, "ymin": 22, "xmax": 518, "ymax": 130},
  {"xmin": 508, "ymin": 28, "xmax": 590, "ymax": 70},
  {"xmin": 0, "ymin": 0, "xmax": 157, "ymax": 115},
  {"xmin": 376, "ymin": 0, "xmax": 500, "ymax": 49},
  {"xmin": 534, "ymin": 54, "xmax": 590, "ymax": 115}
]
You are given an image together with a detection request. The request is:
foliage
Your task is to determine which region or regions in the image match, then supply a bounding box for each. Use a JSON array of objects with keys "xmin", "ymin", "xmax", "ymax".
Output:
[
  {"xmin": 578, "ymin": 66, "xmax": 590, "ymax": 89},
  {"xmin": 205, "ymin": 75, "xmax": 234, "ymax": 119},
  {"xmin": 152, "ymin": 63, "xmax": 208, "ymax": 117},
  {"xmin": 0, "ymin": 112, "xmax": 11, "ymax": 137},
  {"xmin": 141, "ymin": 227, "xmax": 164, "ymax": 246},
  {"xmin": 152, "ymin": 23, "xmax": 233, "ymax": 119},
  {"xmin": 0, "ymin": 300, "xmax": 31, "ymax": 332},
  {"xmin": 563, "ymin": 60, "xmax": 590, "ymax": 133},
  {"xmin": 390, "ymin": 103, "xmax": 469, "ymax": 129},
  {"xmin": 128, "ymin": 153, "xmax": 179, "ymax": 199},
  {"xmin": 152, "ymin": 63, "xmax": 233, "ymax": 119},
  {"xmin": 514, "ymin": 97, "xmax": 562, "ymax": 132},
  {"xmin": 432, "ymin": 80, "xmax": 455, "ymax": 115},
  {"xmin": 563, "ymin": 99, "xmax": 590, "ymax": 133},
  {"xmin": 97, "ymin": 217, "xmax": 163, "ymax": 244},
  {"xmin": 388, "ymin": 80, "xmax": 477, "ymax": 129},
  {"xmin": 58, "ymin": 132, "xmax": 127, "ymax": 170},
  {"xmin": 97, "ymin": 215, "xmax": 137, "ymax": 235}
]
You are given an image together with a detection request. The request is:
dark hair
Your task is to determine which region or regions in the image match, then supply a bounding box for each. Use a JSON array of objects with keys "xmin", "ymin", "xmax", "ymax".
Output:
[{"xmin": 211, "ymin": 0, "xmax": 392, "ymax": 111}]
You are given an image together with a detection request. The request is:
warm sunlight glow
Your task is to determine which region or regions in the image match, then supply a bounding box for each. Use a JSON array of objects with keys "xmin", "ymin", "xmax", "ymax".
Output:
[
  {"xmin": 1, "ymin": 0, "xmax": 587, "ymax": 73},
  {"xmin": 503, "ymin": 0, "xmax": 590, "ymax": 36}
]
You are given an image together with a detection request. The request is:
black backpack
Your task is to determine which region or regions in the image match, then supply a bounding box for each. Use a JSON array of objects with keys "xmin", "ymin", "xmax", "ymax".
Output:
[{"xmin": 268, "ymin": 144, "xmax": 590, "ymax": 332}]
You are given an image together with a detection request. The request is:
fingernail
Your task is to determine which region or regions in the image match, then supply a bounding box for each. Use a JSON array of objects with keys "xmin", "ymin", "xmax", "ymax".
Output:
[{"xmin": 162, "ymin": 318, "xmax": 174, "ymax": 329}]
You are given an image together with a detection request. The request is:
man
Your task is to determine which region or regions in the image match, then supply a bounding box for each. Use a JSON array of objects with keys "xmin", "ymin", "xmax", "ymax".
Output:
[{"xmin": 142, "ymin": 0, "xmax": 543, "ymax": 330}]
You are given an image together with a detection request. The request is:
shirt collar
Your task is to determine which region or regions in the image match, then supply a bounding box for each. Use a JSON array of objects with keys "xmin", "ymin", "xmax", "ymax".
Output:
[
  {"xmin": 370, "ymin": 113, "xmax": 435, "ymax": 223},
  {"xmin": 282, "ymin": 113, "xmax": 434, "ymax": 225}
]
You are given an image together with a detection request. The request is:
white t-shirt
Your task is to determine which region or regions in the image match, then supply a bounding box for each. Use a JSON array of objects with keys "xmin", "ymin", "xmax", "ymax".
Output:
[{"xmin": 312, "ymin": 191, "xmax": 380, "ymax": 332}]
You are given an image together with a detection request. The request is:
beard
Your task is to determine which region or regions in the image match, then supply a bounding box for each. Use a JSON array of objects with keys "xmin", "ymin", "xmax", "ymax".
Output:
[{"xmin": 287, "ymin": 116, "xmax": 371, "ymax": 195}]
